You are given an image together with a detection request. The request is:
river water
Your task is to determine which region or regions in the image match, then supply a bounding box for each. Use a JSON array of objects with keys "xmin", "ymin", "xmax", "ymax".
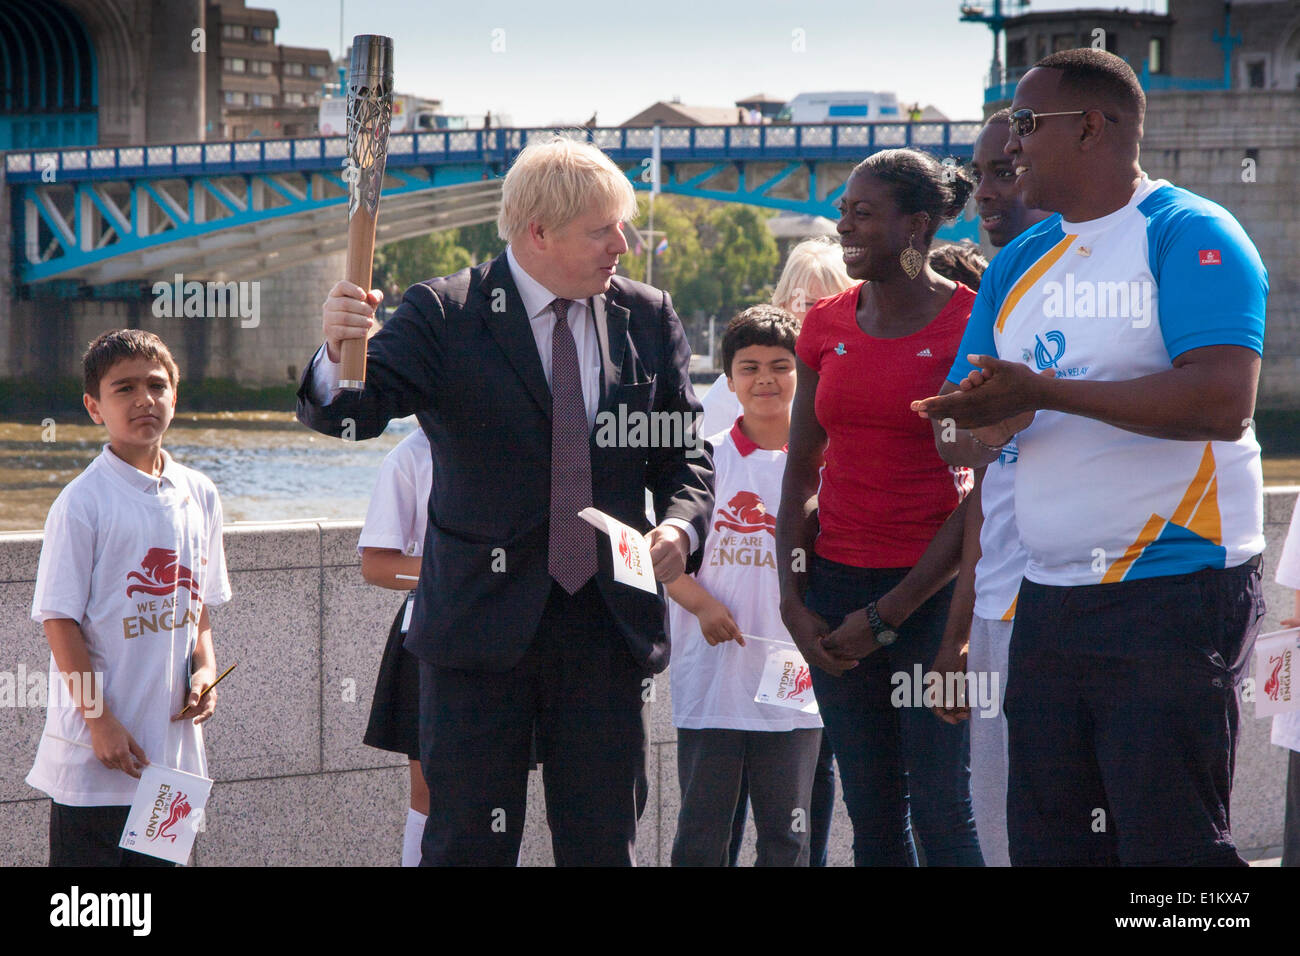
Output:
[
  {"xmin": 0, "ymin": 411, "xmax": 410, "ymax": 533},
  {"xmin": 0, "ymin": 378, "xmax": 721, "ymax": 532},
  {"xmin": 2, "ymin": 389, "xmax": 1297, "ymax": 533}
]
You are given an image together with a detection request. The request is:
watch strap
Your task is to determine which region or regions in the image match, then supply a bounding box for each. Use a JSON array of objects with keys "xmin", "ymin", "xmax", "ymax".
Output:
[{"xmin": 866, "ymin": 601, "xmax": 884, "ymax": 636}]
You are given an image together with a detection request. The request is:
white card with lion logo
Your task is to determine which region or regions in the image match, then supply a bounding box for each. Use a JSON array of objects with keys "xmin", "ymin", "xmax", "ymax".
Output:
[
  {"xmin": 578, "ymin": 507, "xmax": 657, "ymax": 593},
  {"xmin": 754, "ymin": 643, "xmax": 819, "ymax": 715},
  {"xmin": 119, "ymin": 764, "xmax": 213, "ymax": 865},
  {"xmin": 1254, "ymin": 627, "xmax": 1300, "ymax": 718}
]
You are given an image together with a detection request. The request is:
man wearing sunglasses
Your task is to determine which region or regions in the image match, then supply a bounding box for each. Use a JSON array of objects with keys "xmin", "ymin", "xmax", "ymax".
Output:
[{"xmin": 913, "ymin": 48, "xmax": 1268, "ymax": 866}]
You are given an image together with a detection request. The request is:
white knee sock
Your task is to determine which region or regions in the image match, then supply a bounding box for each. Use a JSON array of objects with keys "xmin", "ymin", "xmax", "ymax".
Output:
[{"xmin": 403, "ymin": 808, "xmax": 428, "ymax": 867}]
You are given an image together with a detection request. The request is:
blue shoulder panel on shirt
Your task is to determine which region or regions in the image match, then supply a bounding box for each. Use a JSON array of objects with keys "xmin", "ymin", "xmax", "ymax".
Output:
[
  {"xmin": 1140, "ymin": 184, "xmax": 1268, "ymax": 359},
  {"xmin": 947, "ymin": 214, "xmax": 1064, "ymax": 385}
]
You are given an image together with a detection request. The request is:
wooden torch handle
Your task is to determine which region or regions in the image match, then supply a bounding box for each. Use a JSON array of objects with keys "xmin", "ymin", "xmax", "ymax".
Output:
[{"xmin": 340, "ymin": 206, "xmax": 379, "ymax": 389}]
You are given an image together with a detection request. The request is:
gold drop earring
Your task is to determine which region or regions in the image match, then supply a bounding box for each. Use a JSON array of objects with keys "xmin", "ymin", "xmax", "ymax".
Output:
[{"xmin": 899, "ymin": 232, "xmax": 923, "ymax": 280}]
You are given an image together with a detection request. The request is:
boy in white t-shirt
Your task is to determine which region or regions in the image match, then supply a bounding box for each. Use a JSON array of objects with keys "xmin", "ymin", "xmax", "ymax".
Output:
[
  {"xmin": 27, "ymin": 329, "xmax": 231, "ymax": 866},
  {"xmin": 1274, "ymin": 495, "xmax": 1300, "ymax": 867},
  {"xmin": 668, "ymin": 306, "xmax": 822, "ymax": 866}
]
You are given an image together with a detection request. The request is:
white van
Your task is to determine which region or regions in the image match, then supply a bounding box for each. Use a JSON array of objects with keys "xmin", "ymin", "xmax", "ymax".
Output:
[{"xmin": 778, "ymin": 92, "xmax": 903, "ymax": 124}]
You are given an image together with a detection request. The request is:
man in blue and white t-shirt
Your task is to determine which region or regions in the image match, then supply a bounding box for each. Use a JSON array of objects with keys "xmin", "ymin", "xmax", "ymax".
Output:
[{"xmin": 916, "ymin": 48, "xmax": 1268, "ymax": 866}]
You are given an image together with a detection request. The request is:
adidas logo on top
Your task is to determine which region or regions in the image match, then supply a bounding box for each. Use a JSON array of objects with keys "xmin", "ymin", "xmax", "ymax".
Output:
[{"xmin": 916, "ymin": 347, "xmax": 932, "ymax": 357}]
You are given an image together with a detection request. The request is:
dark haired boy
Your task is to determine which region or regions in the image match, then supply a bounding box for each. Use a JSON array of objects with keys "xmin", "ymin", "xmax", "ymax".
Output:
[
  {"xmin": 27, "ymin": 329, "xmax": 231, "ymax": 866},
  {"xmin": 667, "ymin": 305, "xmax": 821, "ymax": 866}
]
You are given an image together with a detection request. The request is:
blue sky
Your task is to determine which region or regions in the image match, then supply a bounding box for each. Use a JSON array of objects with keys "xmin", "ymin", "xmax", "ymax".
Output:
[{"xmin": 266, "ymin": 0, "xmax": 1167, "ymax": 126}]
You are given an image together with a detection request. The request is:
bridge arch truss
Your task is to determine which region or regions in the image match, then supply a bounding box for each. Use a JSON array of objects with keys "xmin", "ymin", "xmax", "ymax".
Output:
[{"xmin": 5, "ymin": 121, "xmax": 983, "ymax": 291}]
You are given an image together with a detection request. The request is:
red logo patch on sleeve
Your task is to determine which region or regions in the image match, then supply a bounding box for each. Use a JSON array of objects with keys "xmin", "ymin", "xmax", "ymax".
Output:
[{"xmin": 1199, "ymin": 250, "xmax": 1222, "ymax": 265}]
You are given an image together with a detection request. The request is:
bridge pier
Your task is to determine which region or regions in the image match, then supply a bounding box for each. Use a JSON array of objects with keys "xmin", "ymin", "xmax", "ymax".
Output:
[
  {"xmin": 230, "ymin": 248, "xmax": 350, "ymax": 386},
  {"xmin": 1, "ymin": 247, "xmax": 343, "ymax": 398},
  {"xmin": 1, "ymin": 163, "xmax": 10, "ymax": 381}
]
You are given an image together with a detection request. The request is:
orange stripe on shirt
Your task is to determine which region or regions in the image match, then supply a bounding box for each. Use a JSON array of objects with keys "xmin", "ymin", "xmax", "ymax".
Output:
[
  {"xmin": 1169, "ymin": 443, "xmax": 1216, "ymax": 530},
  {"xmin": 995, "ymin": 234, "xmax": 1078, "ymax": 334},
  {"xmin": 1101, "ymin": 445, "xmax": 1223, "ymax": 583},
  {"xmin": 1101, "ymin": 512, "xmax": 1168, "ymax": 584}
]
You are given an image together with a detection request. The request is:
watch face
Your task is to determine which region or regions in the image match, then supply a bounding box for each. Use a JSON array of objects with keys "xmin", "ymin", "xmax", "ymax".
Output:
[{"xmin": 877, "ymin": 629, "xmax": 898, "ymax": 646}]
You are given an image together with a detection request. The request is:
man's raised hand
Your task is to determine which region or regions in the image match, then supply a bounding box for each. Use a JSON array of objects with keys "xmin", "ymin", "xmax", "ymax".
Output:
[{"xmin": 323, "ymin": 281, "xmax": 384, "ymax": 362}]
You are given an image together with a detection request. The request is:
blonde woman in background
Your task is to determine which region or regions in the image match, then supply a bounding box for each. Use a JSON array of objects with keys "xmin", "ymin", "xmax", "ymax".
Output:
[{"xmin": 697, "ymin": 235, "xmax": 853, "ymax": 866}]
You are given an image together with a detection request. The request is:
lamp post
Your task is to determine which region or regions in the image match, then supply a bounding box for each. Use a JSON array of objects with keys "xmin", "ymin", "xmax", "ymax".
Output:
[{"xmin": 647, "ymin": 123, "xmax": 661, "ymax": 285}]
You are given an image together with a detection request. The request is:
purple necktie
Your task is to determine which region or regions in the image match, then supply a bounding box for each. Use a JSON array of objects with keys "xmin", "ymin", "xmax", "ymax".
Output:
[{"xmin": 549, "ymin": 298, "xmax": 598, "ymax": 594}]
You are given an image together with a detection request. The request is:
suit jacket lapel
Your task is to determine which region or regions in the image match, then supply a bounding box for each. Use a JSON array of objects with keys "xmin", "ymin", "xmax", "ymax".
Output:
[
  {"xmin": 594, "ymin": 286, "xmax": 628, "ymax": 414},
  {"xmin": 480, "ymin": 253, "xmax": 553, "ymax": 420}
]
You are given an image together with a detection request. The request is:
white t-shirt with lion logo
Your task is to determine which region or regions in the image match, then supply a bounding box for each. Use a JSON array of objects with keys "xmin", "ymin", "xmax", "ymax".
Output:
[
  {"xmin": 669, "ymin": 421, "xmax": 821, "ymax": 731},
  {"xmin": 27, "ymin": 446, "xmax": 231, "ymax": 806}
]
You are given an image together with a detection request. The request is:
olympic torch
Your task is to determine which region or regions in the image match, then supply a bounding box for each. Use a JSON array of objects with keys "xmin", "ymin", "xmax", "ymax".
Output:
[{"xmin": 339, "ymin": 35, "xmax": 394, "ymax": 391}]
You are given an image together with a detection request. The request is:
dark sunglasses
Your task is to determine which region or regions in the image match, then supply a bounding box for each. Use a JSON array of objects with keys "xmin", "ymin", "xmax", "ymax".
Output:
[{"xmin": 1009, "ymin": 108, "xmax": 1119, "ymax": 137}]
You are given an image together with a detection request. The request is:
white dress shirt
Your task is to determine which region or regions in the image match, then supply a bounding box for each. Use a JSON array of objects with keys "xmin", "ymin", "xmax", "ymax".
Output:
[
  {"xmin": 505, "ymin": 245, "xmax": 603, "ymax": 429},
  {"xmin": 308, "ymin": 248, "xmax": 698, "ymax": 552}
]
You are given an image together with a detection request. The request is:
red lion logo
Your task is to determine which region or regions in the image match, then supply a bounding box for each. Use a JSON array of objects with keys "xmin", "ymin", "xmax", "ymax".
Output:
[
  {"xmin": 154, "ymin": 791, "xmax": 192, "ymax": 843},
  {"xmin": 618, "ymin": 529, "xmax": 632, "ymax": 568},
  {"xmin": 713, "ymin": 491, "xmax": 776, "ymax": 536},
  {"xmin": 787, "ymin": 665, "xmax": 813, "ymax": 701},
  {"xmin": 126, "ymin": 548, "xmax": 200, "ymax": 599},
  {"xmin": 1265, "ymin": 654, "xmax": 1286, "ymax": 701}
]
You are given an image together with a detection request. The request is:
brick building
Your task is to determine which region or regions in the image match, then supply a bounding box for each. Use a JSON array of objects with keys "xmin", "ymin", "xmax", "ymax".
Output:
[{"xmin": 209, "ymin": 0, "xmax": 335, "ymax": 140}]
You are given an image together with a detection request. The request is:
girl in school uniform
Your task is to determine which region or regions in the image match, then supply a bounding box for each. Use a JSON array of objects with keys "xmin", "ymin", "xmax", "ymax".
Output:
[{"xmin": 358, "ymin": 428, "xmax": 433, "ymax": 867}]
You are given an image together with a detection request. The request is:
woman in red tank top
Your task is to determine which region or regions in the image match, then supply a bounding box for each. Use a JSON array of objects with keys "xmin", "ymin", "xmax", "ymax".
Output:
[{"xmin": 776, "ymin": 148, "xmax": 984, "ymax": 866}]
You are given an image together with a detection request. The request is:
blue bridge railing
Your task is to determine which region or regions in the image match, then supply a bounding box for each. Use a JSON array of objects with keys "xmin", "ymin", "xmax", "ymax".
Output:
[{"xmin": 3, "ymin": 121, "xmax": 983, "ymax": 185}]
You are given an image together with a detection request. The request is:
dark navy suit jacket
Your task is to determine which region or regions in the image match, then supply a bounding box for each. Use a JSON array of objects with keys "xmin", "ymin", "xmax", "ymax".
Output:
[{"xmin": 296, "ymin": 253, "xmax": 714, "ymax": 673}]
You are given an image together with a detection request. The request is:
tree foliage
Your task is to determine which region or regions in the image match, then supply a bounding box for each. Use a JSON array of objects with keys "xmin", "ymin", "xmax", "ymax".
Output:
[
  {"xmin": 372, "ymin": 198, "xmax": 778, "ymax": 330},
  {"xmin": 373, "ymin": 230, "xmax": 474, "ymax": 296},
  {"xmin": 620, "ymin": 196, "xmax": 778, "ymax": 321},
  {"xmin": 456, "ymin": 220, "xmax": 506, "ymax": 262},
  {"xmin": 620, "ymin": 195, "xmax": 705, "ymax": 308}
]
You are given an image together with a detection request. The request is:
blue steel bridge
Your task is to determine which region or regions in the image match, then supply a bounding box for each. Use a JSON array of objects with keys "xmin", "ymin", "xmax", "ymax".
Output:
[{"xmin": 5, "ymin": 121, "xmax": 983, "ymax": 293}]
